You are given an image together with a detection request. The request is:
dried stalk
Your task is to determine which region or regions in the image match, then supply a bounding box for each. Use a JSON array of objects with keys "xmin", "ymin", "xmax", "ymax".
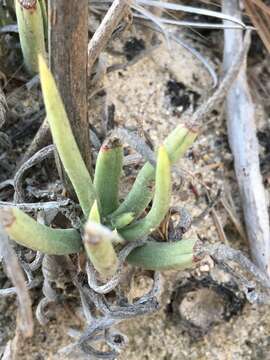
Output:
[
  {"xmin": 14, "ymin": 144, "xmax": 54, "ymax": 202},
  {"xmin": 0, "ymin": 225, "xmax": 33, "ymax": 337},
  {"xmin": 18, "ymin": 118, "xmax": 51, "ymax": 166},
  {"xmin": 223, "ymin": 0, "xmax": 270, "ymax": 275},
  {"xmin": 48, "ymin": 0, "xmax": 91, "ymax": 175},
  {"xmin": 0, "ymin": 86, "xmax": 7, "ymax": 128},
  {"xmin": 191, "ymin": 29, "xmax": 251, "ymax": 128},
  {"xmin": 245, "ymin": 0, "xmax": 270, "ymax": 53},
  {"xmin": 88, "ymin": 0, "xmax": 132, "ymax": 76},
  {"xmin": 0, "ymin": 199, "xmax": 70, "ymax": 212}
]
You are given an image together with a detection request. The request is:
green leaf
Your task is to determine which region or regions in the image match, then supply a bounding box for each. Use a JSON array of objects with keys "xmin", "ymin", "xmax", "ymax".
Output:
[
  {"xmin": 111, "ymin": 212, "xmax": 135, "ymax": 229},
  {"xmin": 38, "ymin": 55, "xmax": 96, "ymax": 217},
  {"xmin": 120, "ymin": 146, "xmax": 171, "ymax": 241},
  {"xmin": 89, "ymin": 200, "xmax": 101, "ymax": 223},
  {"xmin": 0, "ymin": 208, "xmax": 82, "ymax": 255},
  {"xmin": 15, "ymin": 0, "xmax": 46, "ymax": 74},
  {"xmin": 127, "ymin": 238, "xmax": 197, "ymax": 270},
  {"xmin": 110, "ymin": 124, "xmax": 198, "ymax": 222},
  {"xmin": 110, "ymin": 162, "xmax": 154, "ymax": 220},
  {"xmin": 163, "ymin": 124, "xmax": 197, "ymax": 163},
  {"xmin": 94, "ymin": 138, "xmax": 123, "ymax": 217}
]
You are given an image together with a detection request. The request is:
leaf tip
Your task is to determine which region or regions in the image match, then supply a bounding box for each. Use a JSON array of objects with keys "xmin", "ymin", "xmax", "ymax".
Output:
[
  {"xmin": 0, "ymin": 208, "xmax": 15, "ymax": 228},
  {"xmin": 88, "ymin": 200, "xmax": 100, "ymax": 223}
]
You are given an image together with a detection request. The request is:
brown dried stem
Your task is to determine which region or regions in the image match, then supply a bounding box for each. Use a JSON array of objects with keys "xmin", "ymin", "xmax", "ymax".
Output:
[{"xmin": 48, "ymin": 0, "xmax": 91, "ymax": 173}]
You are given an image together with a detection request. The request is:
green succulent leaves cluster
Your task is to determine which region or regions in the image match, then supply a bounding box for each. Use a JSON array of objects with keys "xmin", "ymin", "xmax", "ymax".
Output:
[
  {"xmin": 0, "ymin": 55, "xmax": 199, "ymax": 277},
  {"xmin": 15, "ymin": 0, "xmax": 47, "ymax": 74}
]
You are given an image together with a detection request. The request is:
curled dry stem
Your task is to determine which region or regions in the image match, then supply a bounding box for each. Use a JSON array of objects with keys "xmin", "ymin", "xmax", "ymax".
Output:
[
  {"xmin": 14, "ymin": 144, "xmax": 54, "ymax": 203},
  {"xmin": 76, "ymin": 271, "xmax": 162, "ymax": 359}
]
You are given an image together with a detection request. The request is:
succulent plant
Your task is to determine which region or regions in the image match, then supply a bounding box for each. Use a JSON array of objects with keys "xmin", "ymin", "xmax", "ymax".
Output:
[
  {"xmin": 15, "ymin": 0, "xmax": 47, "ymax": 74},
  {"xmin": 0, "ymin": 55, "xmax": 199, "ymax": 278}
]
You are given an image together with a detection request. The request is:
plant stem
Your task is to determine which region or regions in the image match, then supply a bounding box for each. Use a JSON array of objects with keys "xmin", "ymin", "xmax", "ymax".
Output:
[
  {"xmin": 0, "ymin": 224, "xmax": 34, "ymax": 337},
  {"xmin": 48, "ymin": 0, "xmax": 91, "ymax": 174}
]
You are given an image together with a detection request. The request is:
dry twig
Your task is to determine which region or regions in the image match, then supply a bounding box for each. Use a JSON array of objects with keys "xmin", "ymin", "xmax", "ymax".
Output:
[
  {"xmin": 88, "ymin": 0, "xmax": 132, "ymax": 76},
  {"xmin": 0, "ymin": 87, "xmax": 7, "ymax": 129},
  {"xmin": 245, "ymin": 0, "xmax": 270, "ymax": 53},
  {"xmin": 0, "ymin": 225, "xmax": 33, "ymax": 337},
  {"xmin": 14, "ymin": 144, "xmax": 55, "ymax": 202},
  {"xmin": 191, "ymin": 29, "xmax": 251, "ymax": 128},
  {"xmin": 223, "ymin": 0, "xmax": 270, "ymax": 276},
  {"xmin": 19, "ymin": 119, "xmax": 51, "ymax": 167}
]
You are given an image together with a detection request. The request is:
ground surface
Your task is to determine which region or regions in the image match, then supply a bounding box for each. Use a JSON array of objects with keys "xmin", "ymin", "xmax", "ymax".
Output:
[{"xmin": 1, "ymin": 12, "xmax": 270, "ymax": 360}]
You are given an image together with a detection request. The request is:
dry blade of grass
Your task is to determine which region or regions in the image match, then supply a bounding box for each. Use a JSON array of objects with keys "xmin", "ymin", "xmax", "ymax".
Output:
[
  {"xmin": 92, "ymin": 0, "xmax": 247, "ymax": 27},
  {"xmin": 245, "ymin": 0, "xmax": 270, "ymax": 53}
]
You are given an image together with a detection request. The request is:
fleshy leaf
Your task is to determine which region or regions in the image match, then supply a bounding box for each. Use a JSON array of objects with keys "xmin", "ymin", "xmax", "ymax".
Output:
[
  {"xmin": 15, "ymin": 0, "xmax": 46, "ymax": 74},
  {"xmin": 0, "ymin": 208, "xmax": 82, "ymax": 255},
  {"xmin": 39, "ymin": 55, "xmax": 96, "ymax": 217},
  {"xmin": 127, "ymin": 238, "xmax": 197, "ymax": 270},
  {"xmin": 120, "ymin": 146, "xmax": 171, "ymax": 241},
  {"xmin": 83, "ymin": 221, "xmax": 120, "ymax": 278},
  {"xmin": 94, "ymin": 138, "xmax": 123, "ymax": 217}
]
